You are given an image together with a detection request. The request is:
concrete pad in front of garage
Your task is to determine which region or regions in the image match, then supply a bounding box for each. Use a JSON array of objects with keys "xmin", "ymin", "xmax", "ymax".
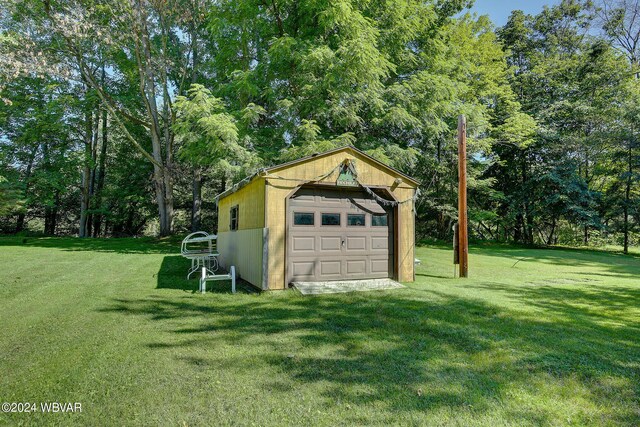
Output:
[{"xmin": 292, "ymin": 278, "xmax": 405, "ymax": 295}]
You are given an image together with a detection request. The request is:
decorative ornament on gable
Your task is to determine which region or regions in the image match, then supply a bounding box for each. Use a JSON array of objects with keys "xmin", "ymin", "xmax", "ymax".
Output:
[{"xmin": 336, "ymin": 158, "xmax": 358, "ymax": 187}]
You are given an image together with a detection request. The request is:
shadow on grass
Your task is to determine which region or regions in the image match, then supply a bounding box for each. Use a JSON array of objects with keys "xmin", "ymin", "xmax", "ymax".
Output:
[
  {"xmin": 155, "ymin": 255, "xmax": 196, "ymax": 292},
  {"xmin": 416, "ymin": 272, "xmax": 453, "ymax": 279},
  {"xmin": 98, "ymin": 285, "xmax": 640, "ymax": 424},
  {"xmin": 155, "ymin": 255, "xmax": 257, "ymax": 294},
  {"xmin": 466, "ymin": 282, "xmax": 640, "ymax": 325},
  {"xmin": 0, "ymin": 236, "xmax": 180, "ymax": 254}
]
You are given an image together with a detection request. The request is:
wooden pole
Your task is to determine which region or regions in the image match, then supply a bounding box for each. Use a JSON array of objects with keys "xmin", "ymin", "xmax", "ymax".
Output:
[{"xmin": 458, "ymin": 115, "xmax": 469, "ymax": 278}]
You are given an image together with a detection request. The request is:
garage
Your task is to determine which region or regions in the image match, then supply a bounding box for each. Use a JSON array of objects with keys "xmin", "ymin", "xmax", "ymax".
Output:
[
  {"xmin": 216, "ymin": 146, "xmax": 419, "ymax": 290},
  {"xmin": 287, "ymin": 186, "xmax": 394, "ymax": 283}
]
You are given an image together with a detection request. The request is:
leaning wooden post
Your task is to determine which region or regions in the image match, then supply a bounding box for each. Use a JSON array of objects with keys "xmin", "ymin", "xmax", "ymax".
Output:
[{"xmin": 458, "ymin": 115, "xmax": 469, "ymax": 278}]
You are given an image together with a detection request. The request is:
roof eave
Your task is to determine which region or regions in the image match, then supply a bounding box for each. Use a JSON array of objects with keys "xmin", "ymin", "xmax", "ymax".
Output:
[
  {"xmin": 216, "ymin": 145, "xmax": 420, "ymax": 202},
  {"xmin": 266, "ymin": 146, "xmax": 420, "ymax": 187}
]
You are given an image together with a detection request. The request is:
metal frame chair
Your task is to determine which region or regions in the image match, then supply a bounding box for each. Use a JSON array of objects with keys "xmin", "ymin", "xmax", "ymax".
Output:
[
  {"xmin": 181, "ymin": 231, "xmax": 219, "ymax": 279},
  {"xmin": 200, "ymin": 266, "xmax": 236, "ymax": 294}
]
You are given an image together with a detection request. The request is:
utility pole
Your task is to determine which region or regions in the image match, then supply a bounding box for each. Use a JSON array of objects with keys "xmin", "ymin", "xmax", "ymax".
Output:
[{"xmin": 458, "ymin": 115, "xmax": 469, "ymax": 277}]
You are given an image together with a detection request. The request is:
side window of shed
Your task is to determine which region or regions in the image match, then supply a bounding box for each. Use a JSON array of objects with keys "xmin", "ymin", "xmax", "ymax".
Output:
[{"xmin": 230, "ymin": 205, "xmax": 239, "ymax": 231}]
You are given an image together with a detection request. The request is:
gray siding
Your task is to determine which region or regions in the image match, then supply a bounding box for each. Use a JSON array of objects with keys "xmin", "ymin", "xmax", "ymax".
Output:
[{"xmin": 217, "ymin": 228, "xmax": 268, "ymax": 289}]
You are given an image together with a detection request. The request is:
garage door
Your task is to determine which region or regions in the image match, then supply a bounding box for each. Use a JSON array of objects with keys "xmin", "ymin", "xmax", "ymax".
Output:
[{"xmin": 287, "ymin": 186, "xmax": 394, "ymax": 283}]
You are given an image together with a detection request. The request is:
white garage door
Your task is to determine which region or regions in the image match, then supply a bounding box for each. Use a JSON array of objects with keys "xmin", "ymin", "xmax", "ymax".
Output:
[{"xmin": 287, "ymin": 186, "xmax": 394, "ymax": 283}]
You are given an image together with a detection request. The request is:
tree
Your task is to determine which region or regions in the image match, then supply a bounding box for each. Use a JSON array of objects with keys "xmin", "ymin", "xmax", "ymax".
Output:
[
  {"xmin": 594, "ymin": 0, "xmax": 640, "ymax": 70},
  {"xmin": 593, "ymin": 0, "xmax": 640, "ymax": 252},
  {"xmin": 0, "ymin": 0, "xmax": 636, "ymax": 248},
  {"xmin": 0, "ymin": 74, "xmax": 82, "ymax": 234},
  {"xmin": 173, "ymin": 84, "xmax": 259, "ymax": 230},
  {"xmin": 1, "ymin": 0, "xmax": 215, "ymax": 235},
  {"xmin": 492, "ymin": 1, "xmax": 623, "ymax": 245}
]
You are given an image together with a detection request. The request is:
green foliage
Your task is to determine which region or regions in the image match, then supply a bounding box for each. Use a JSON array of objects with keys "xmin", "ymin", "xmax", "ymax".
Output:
[
  {"xmin": 0, "ymin": 0, "xmax": 637, "ymax": 246},
  {"xmin": 494, "ymin": 113, "xmax": 538, "ymax": 149},
  {"xmin": 173, "ymin": 84, "xmax": 260, "ymax": 180},
  {"xmin": 482, "ymin": 0, "xmax": 639, "ymax": 246},
  {"xmin": 174, "ymin": 84, "xmax": 238, "ymax": 162},
  {"xmin": 0, "ymin": 175, "xmax": 24, "ymax": 217}
]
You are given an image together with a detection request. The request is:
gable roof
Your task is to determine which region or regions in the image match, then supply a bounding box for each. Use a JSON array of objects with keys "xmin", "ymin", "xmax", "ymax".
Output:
[
  {"xmin": 267, "ymin": 146, "xmax": 420, "ymax": 185},
  {"xmin": 216, "ymin": 145, "xmax": 419, "ymax": 201}
]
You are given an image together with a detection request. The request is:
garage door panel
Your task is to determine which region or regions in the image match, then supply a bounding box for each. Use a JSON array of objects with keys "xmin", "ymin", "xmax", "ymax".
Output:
[
  {"xmin": 371, "ymin": 259, "xmax": 389, "ymax": 274},
  {"xmin": 371, "ymin": 236, "xmax": 389, "ymax": 250},
  {"xmin": 320, "ymin": 191, "xmax": 346, "ymax": 202},
  {"xmin": 346, "ymin": 236, "xmax": 366, "ymax": 250},
  {"xmin": 293, "ymin": 236, "xmax": 315, "ymax": 251},
  {"xmin": 320, "ymin": 260, "xmax": 342, "ymax": 277},
  {"xmin": 288, "ymin": 186, "xmax": 393, "ymax": 283},
  {"xmin": 346, "ymin": 260, "xmax": 366, "ymax": 275},
  {"xmin": 320, "ymin": 236, "xmax": 342, "ymax": 251},
  {"xmin": 292, "ymin": 261, "xmax": 315, "ymax": 277},
  {"xmin": 292, "ymin": 194, "xmax": 315, "ymax": 202}
]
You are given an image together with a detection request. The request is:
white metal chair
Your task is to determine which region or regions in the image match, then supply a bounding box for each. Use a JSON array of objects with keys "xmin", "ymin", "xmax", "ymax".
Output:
[
  {"xmin": 200, "ymin": 266, "xmax": 236, "ymax": 294},
  {"xmin": 181, "ymin": 231, "xmax": 219, "ymax": 279}
]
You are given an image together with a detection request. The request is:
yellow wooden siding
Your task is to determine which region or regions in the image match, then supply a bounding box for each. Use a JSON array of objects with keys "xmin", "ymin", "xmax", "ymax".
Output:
[
  {"xmin": 265, "ymin": 150, "xmax": 417, "ymax": 290},
  {"xmin": 394, "ymin": 187, "xmax": 416, "ymax": 282},
  {"xmin": 217, "ymin": 228, "xmax": 266, "ymax": 288},
  {"xmin": 217, "ymin": 179, "xmax": 265, "ymax": 232}
]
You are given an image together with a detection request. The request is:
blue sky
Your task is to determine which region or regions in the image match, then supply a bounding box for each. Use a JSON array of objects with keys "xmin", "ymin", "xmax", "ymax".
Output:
[{"xmin": 468, "ymin": 0, "xmax": 560, "ymax": 27}]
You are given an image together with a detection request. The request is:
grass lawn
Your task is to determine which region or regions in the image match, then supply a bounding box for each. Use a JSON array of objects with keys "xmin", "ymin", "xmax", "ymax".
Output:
[{"xmin": 0, "ymin": 237, "xmax": 639, "ymax": 426}]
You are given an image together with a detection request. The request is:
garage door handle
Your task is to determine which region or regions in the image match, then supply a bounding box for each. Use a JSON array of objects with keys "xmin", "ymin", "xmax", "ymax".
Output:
[{"xmin": 341, "ymin": 239, "xmax": 345, "ymax": 247}]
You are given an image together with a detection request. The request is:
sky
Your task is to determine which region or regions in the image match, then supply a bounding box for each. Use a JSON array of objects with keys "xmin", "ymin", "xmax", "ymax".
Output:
[{"xmin": 469, "ymin": 0, "xmax": 561, "ymax": 27}]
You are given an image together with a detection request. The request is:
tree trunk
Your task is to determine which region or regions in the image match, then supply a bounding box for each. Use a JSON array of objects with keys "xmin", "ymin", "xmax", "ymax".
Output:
[
  {"xmin": 125, "ymin": 203, "xmax": 137, "ymax": 235},
  {"xmin": 525, "ymin": 210, "xmax": 535, "ymax": 245},
  {"xmin": 79, "ymin": 102, "xmax": 93, "ymax": 238},
  {"xmin": 15, "ymin": 145, "xmax": 38, "ymax": 233},
  {"xmin": 44, "ymin": 206, "xmax": 55, "ymax": 235},
  {"xmin": 521, "ymin": 152, "xmax": 534, "ymax": 245},
  {"xmin": 134, "ymin": 1, "xmax": 173, "ymax": 236},
  {"xmin": 478, "ymin": 221, "xmax": 495, "ymax": 240},
  {"xmin": 93, "ymin": 108, "xmax": 108, "ymax": 237},
  {"xmin": 152, "ymin": 167, "xmax": 172, "ymax": 236},
  {"xmin": 190, "ymin": 18, "xmax": 199, "ymax": 88},
  {"xmin": 86, "ymin": 98, "xmax": 101, "ymax": 237},
  {"xmin": 188, "ymin": 22, "xmax": 202, "ymax": 233},
  {"xmin": 45, "ymin": 190, "xmax": 60, "ymax": 235},
  {"xmin": 15, "ymin": 213, "xmax": 26, "ymax": 233},
  {"xmin": 514, "ymin": 213, "xmax": 524, "ymax": 243},
  {"xmin": 547, "ymin": 218, "xmax": 556, "ymax": 246},
  {"xmin": 623, "ymin": 140, "xmax": 632, "ymax": 254},
  {"xmin": 162, "ymin": 17, "xmax": 175, "ymax": 237},
  {"xmin": 583, "ymin": 225, "xmax": 589, "ymax": 245},
  {"xmin": 582, "ymin": 144, "xmax": 590, "ymax": 246},
  {"xmin": 191, "ymin": 168, "xmax": 203, "ymax": 232}
]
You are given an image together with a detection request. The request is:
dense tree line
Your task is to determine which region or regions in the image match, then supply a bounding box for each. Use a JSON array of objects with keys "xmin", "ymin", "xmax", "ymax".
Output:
[{"xmin": 0, "ymin": 0, "xmax": 637, "ymax": 252}]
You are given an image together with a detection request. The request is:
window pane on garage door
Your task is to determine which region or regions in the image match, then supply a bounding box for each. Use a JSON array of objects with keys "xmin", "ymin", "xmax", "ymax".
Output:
[
  {"xmin": 321, "ymin": 213, "xmax": 341, "ymax": 226},
  {"xmin": 294, "ymin": 212, "xmax": 314, "ymax": 226},
  {"xmin": 347, "ymin": 214, "xmax": 365, "ymax": 226}
]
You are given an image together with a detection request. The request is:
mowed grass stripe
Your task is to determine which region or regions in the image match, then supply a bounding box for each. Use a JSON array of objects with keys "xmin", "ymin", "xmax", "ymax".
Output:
[{"xmin": 0, "ymin": 237, "xmax": 638, "ymax": 426}]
